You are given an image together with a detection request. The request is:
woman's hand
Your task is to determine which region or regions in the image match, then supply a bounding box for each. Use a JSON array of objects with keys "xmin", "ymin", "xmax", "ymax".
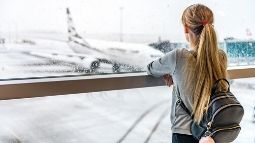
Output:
[
  {"xmin": 163, "ymin": 74, "xmax": 173, "ymax": 87},
  {"xmin": 199, "ymin": 137, "xmax": 215, "ymax": 143}
]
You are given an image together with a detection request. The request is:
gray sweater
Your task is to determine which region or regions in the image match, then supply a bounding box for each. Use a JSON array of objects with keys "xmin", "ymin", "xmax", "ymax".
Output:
[{"xmin": 147, "ymin": 48, "xmax": 227, "ymax": 135}]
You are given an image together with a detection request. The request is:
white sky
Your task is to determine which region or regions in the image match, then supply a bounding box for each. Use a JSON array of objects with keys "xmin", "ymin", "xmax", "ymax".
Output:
[{"xmin": 0, "ymin": 0, "xmax": 254, "ymax": 41}]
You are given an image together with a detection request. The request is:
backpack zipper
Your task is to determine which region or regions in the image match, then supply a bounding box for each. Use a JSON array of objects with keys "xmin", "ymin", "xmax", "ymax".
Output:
[
  {"xmin": 208, "ymin": 95, "xmax": 235, "ymax": 107},
  {"xmin": 211, "ymin": 104, "xmax": 242, "ymax": 123},
  {"xmin": 207, "ymin": 104, "xmax": 242, "ymax": 129},
  {"xmin": 210, "ymin": 125, "xmax": 240, "ymax": 136}
]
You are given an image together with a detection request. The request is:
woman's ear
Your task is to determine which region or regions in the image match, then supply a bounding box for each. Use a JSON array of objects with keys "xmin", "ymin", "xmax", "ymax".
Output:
[{"xmin": 184, "ymin": 26, "xmax": 189, "ymax": 33}]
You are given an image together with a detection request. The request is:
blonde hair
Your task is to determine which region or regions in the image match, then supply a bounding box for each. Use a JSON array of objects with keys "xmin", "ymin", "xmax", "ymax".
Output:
[{"xmin": 182, "ymin": 4, "xmax": 228, "ymax": 123}]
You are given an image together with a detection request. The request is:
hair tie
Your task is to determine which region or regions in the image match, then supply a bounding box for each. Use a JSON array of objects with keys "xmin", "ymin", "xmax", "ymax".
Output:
[{"xmin": 201, "ymin": 20, "xmax": 208, "ymax": 26}]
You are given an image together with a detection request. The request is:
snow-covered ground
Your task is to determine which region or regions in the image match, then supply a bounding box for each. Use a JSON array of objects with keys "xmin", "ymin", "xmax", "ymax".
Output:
[
  {"xmin": 0, "ymin": 87, "xmax": 171, "ymax": 143},
  {"xmin": 0, "ymin": 48, "xmax": 125, "ymax": 79},
  {"xmin": 0, "ymin": 81, "xmax": 254, "ymax": 143},
  {"xmin": 232, "ymin": 79, "xmax": 255, "ymax": 143}
]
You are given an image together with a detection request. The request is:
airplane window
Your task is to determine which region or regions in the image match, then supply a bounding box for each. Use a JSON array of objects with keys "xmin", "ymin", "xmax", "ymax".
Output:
[
  {"xmin": 0, "ymin": 0, "xmax": 254, "ymax": 80},
  {"xmin": 109, "ymin": 48, "xmax": 126, "ymax": 53},
  {"xmin": 130, "ymin": 50, "xmax": 139, "ymax": 53}
]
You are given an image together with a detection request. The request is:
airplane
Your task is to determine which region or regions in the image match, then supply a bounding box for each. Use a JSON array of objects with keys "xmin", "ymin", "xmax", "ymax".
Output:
[
  {"xmin": 5, "ymin": 8, "xmax": 164, "ymax": 73},
  {"xmin": 65, "ymin": 8, "xmax": 164, "ymax": 72}
]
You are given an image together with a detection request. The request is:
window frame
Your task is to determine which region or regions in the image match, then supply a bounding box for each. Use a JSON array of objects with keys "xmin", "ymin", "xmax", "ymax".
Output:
[{"xmin": 0, "ymin": 66, "xmax": 255, "ymax": 100}]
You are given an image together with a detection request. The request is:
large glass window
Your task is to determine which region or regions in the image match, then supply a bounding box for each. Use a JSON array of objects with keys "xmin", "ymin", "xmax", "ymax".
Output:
[
  {"xmin": 0, "ymin": 1, "xmax": 255, "ymax": 142},
  {"xmin": 0, "ymin": 0, "xmax": 254, "ymax": 80},
  {"xmin": 0, "ymin": 79, "xmax": 254, "ymax": 142}
]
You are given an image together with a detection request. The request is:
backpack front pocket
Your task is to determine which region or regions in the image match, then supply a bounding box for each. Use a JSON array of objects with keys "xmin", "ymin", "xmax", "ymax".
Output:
[{"xmin": 211, "ymin": 125, "xmax": 241, "ymax": 143}]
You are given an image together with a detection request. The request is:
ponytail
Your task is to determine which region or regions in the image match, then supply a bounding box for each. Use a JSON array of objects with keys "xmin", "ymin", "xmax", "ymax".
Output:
[
  {"xmin": 181, "ymin": 4, "xmax": 228, "ymax": 123},
  {"xmin": 192, "ymin": 24, "xmax": 227, "ymax": 123}
]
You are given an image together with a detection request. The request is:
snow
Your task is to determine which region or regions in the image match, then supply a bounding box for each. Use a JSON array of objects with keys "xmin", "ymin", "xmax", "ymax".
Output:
[
  {"xmin": 0, "ymin": 87, "xmax": 171, "ymax": 143},
  {"xmin": 0, "ymin": 82, "xmax": 254, "ymax": 143}
]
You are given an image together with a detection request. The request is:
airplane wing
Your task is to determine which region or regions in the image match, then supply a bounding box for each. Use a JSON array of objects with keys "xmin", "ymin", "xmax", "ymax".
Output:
[{"xmin": 6, "ymin": 36, "xmax": 112, "ymax": 72}]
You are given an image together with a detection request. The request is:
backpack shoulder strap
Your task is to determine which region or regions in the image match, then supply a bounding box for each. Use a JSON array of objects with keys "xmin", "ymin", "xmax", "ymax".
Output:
[
  {"xmin": 179, "ymin": 99, "xmax": 192, "ymax": 116},
  {"xmin": 212, "ymin": 78, "xmax": 230, "ymax": 94},
  {"xmin": 176, "ymin": 85, "xmax": 192, "ymax": 116},
  {"xmin": 177, "ymin": 79, "xmax": 229, "ymax": 119}
]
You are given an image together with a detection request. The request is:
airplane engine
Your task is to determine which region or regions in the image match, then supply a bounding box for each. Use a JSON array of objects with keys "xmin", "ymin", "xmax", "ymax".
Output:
[
  {"xmin": 253, "ymin": 105, "xmax": 255, "ymax": 123},
  {"xmin": 112, "ymin": 63, "xmax": 120, "ymax": 73},
  {"xmin": 82, "ymin": 57, "xmax": 100, "ymax": 71}
]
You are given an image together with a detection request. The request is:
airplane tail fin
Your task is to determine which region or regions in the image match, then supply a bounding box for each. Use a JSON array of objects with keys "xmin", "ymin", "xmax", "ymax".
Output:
[{"xmin": 66, "ymin": 8, "xmax": 91, "ymax": 48}]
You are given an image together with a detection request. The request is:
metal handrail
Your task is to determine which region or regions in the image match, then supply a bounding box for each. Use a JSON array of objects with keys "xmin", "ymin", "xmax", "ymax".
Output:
[{"xmin": 0, "ymin": 66, "xmax": 255, "ymax": 100}]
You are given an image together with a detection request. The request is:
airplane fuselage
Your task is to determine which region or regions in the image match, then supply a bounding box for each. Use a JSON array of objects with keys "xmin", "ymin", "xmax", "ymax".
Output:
[{"xmin": 69, "ymin": 38, "xmax": 164, "ymax": 70}]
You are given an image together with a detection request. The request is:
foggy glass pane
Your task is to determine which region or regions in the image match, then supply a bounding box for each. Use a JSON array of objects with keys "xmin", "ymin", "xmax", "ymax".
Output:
[
  {"xmin": 0, "ymin": 0, "xmax": 254, "ymax": 79},
  {"xmin": 0, "ymin": 79, "xmax": 254, "ymax": 142},
  {"xmin": 222, "ymin": 40, "xmax": 255, "ymax": 66}
]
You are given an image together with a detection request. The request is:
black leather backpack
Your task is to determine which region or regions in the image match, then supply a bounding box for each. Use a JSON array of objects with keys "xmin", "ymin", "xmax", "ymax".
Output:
[{"xmin": 178, "ymin": 79, "xmax": 244, "ymax": 143}]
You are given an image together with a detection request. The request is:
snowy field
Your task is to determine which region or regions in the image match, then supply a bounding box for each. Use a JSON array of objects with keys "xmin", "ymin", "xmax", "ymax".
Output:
[
  {"xmin": 0, "ymin": 87, "xmax": 171, "ymax": 143},
  {"xmin": 0, "ymin": 82, "xmax": 254, "ymax": 143},
  {"xmin": 0, "ymin": 47, "xmax": 128, "ymax": 80}
]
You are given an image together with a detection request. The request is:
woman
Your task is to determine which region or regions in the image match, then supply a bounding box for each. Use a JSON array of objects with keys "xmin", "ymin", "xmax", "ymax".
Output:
[{"xmin": 147, "ymin": 4, "xmax": 228, "ymax": 143}]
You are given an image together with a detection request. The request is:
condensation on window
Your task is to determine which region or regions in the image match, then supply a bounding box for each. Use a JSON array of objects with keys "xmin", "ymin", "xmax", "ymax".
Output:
[{"xmin": 0, "ymin": 0, "xmax": 254, "ymax": 80}]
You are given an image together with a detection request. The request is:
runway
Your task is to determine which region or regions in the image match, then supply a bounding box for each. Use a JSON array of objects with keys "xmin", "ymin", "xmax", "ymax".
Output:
[
  {"xmin": 0, "ymin": 50, "xmax": 129, "ymax": 80},
  {"xmin": 0, "ymin": 83, "xmax": 254, "ymax": 143}
]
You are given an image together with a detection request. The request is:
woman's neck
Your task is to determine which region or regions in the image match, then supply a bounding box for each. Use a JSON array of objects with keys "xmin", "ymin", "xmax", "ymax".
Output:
[{"xmin": 189, "ymin": 42, "xmax": 196, "ymax": 50}]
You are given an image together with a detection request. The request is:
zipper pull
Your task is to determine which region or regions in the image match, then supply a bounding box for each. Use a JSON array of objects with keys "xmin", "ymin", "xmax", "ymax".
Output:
[
  {"xmin": 176, "ymin": 99, "xmax": 181, "ymax": 105},
  {"xmin": 207, "ymin": 121, "xmax": 212, "ymax": 129},
  {"xmin": 204, "ymin": 122, "xmax": 212, "ymax": 137},
  {"xmin": 204, "ymin": 130, "xmax": 212, "ymax": 137}
]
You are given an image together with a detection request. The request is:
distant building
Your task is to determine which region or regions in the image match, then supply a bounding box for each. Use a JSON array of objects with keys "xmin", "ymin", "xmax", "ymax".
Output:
[
  {"xmin": 223, "ymin": 38, "xmax": 255, "ymax": 58},
  {"xmin": 150, "ymin": 38, "xmax": 255, "ymax": 61}
]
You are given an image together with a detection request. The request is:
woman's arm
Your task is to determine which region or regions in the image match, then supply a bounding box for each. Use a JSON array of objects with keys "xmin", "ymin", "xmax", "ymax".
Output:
[
  {"xmin": 147, "ymin": 49, "xmax": 178, "ymax": 77},
  {"xmin": 163, "ymin": 74, "xmax": 173, "ymax": 87}
]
